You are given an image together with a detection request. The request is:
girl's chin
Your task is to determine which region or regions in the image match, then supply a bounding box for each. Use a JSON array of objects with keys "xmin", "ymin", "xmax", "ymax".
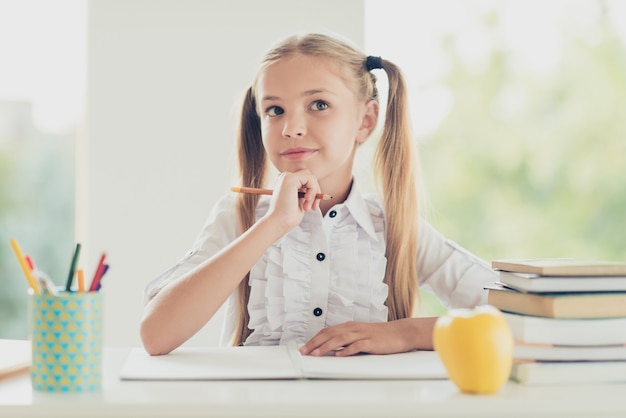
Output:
[{"xmin": 276, "ymin": 164, "xmax": 314, "ymax": 174}]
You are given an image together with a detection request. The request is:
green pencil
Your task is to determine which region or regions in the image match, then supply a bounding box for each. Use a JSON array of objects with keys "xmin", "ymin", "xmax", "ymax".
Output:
[{"xmin": 65, "ymin": 243, "xmax": 82, "ymax": 292}]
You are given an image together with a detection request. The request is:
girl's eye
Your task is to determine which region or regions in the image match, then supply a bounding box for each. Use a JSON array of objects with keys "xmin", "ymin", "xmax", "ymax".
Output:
[
  {"xmin": 310, "ymin": 100, "xmax": 329, "ymax": 111},
  {"xmin": 266, "ymin": 106, "xmax": 284, "ymax": 117}
]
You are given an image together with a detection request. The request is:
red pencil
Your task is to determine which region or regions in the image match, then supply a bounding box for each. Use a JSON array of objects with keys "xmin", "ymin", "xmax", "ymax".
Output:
[
  {"xmin": 25, "ymin": 255, "xmax": 35, "ymax": 271},
  {"xmin": 96, "ymin": 264, "xmax": 109, "ymax": 291},
  {"xmin": 89, "ymin": 253, "xmax": 107, "ymax": 291}
]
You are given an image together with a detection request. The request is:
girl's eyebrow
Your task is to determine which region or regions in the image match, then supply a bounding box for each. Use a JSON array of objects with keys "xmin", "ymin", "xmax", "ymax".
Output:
[
  {"xmin": 303, "ymin": 88, "xmax": 332, "ymax": 96},
  {"xmin": 261, "ymin": 89, "xmax": 334, "ymax": 102}
]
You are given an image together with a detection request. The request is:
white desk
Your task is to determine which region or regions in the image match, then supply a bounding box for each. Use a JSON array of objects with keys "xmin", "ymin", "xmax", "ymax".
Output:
[{"xmin": 1, "ymin": 348, "xmax": 624, "ymax": 417}]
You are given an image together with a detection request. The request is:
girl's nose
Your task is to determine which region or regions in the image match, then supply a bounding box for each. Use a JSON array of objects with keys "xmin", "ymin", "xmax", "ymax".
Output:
[{"xmin": 282, "ymin": 114, "xmax": 306, "ymax": 138}]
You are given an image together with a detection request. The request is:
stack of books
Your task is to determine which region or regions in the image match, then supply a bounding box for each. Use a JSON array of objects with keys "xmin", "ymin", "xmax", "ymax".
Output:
[{"xmin": 488, "ymin": 258, "xmax": 626, "ymax": 386}]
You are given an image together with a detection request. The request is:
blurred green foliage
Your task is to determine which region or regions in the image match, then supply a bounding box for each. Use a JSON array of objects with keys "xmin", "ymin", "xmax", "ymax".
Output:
[{"xmin": 420, "ymin": 4, "xmax": 626, "ymax": 264}]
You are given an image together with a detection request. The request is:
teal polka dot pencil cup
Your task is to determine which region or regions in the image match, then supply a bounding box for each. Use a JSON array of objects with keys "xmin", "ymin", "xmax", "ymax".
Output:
[{"xmin": 29, "ymin": 289, "xmax": 103, "ymax": 392}]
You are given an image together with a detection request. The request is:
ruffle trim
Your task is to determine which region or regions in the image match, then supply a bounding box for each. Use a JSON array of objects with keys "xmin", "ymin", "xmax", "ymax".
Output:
[
  {"xmin": 245, "ymin": 196, "xmax": 389, "ymax": 346},
  {"xmin": 325, "ymin": 217, "xmax": 388, "ymax": 326}
]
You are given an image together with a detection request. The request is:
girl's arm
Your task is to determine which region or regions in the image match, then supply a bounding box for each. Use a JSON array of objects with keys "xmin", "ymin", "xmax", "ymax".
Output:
[
  {"xmin": 140, "ymin": 170, "xmax": 322, "ymax": 356},
  {"xmin": 299, "ymin": 317, "xmax": 438, "ymax": 357},
  {"xmin": 416, "ymin": 218, "xmax": 497, "ymax": 308},
  {"xmin": 140, "ymin": 215, "xmax": 288, "ymax": 355}
]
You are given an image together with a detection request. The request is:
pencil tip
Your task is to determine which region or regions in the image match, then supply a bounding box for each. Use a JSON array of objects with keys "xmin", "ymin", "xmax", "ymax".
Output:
[{"xmin": 231, "ymin": 187, "xmax": 240, "ymax": 193}]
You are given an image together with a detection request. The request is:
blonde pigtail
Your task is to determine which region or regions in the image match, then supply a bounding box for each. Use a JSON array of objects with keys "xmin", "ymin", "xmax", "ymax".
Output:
[
  {"xmin": 373, "ymin": 61, "xmax": 420, "ymax": 320},
  {"xmin": 234, "ymin": 87, "xmax": 266, "ymax": 345}
]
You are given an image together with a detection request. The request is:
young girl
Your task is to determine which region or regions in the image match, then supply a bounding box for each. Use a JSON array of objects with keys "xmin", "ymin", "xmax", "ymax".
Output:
[{"xmin": 140, "ymin": 33, "xmax": 497, "ymax": 357}]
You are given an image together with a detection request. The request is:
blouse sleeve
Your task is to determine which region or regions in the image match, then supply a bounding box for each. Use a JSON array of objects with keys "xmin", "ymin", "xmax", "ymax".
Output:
[
  {"xmin": 417, "ymin": 217, "xmax": 497, "ymax": 308},
  {"xmin": 143, "ymin": 194, "xmax": 240, "ymax": 304}
]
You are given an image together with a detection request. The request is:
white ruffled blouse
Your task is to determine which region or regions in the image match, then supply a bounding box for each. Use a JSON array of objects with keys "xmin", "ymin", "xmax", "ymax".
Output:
[{"xmin": 145, "ymin": 181, "xmax": 498, "ymax": 346}]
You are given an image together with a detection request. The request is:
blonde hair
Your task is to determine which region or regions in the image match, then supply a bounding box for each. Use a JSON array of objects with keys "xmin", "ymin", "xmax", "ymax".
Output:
[{"xmin": 233, "ymin": 33, "xmax": 419, "ymax": 346}]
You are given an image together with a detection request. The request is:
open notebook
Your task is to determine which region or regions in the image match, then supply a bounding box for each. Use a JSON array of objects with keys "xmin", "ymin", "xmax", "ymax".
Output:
[{"xmin": 120, "ymin": 342, "xmax": 448, "ymax": 381}]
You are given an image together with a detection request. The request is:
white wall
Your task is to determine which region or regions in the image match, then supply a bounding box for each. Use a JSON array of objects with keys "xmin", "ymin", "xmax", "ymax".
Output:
[{"xmin": 84, "ymin": 0, "xmax": 365, "ymax": 347}]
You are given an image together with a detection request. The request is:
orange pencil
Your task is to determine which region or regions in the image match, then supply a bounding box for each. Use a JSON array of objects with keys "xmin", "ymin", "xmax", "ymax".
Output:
[
  {"xmin": 231, "ymin": 186, "xmax": 332, "ymax": 200},
  {"xmin": 77, "ymin": 269, "xmax": 85, "ymax": 292}
]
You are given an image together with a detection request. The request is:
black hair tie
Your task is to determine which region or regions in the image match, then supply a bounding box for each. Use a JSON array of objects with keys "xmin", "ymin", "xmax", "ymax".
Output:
[{"xmin": 365, "ymin": 55, "xmax": 383, "ymax": 71}]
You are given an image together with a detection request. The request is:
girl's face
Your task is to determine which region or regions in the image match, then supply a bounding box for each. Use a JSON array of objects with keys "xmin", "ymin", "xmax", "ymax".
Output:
[{"xmin": 257, "ymin": 55, "xmax": 377, "ymax": 194}]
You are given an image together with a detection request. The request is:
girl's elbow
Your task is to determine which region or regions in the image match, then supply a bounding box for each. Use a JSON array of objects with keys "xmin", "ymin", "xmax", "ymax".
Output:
[{"xmin": 139, "ymin": 316, "xmax": 171, "ymax": 356}]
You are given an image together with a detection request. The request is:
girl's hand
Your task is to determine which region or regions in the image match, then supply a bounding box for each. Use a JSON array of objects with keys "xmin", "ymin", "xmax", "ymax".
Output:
[
  {"xmin": 298, "ymin": 317, "xmax": 438, "ymax": 357},
  {"xmin": 265, "ymin": 170, "xmax": 322, "ymax": 232}
]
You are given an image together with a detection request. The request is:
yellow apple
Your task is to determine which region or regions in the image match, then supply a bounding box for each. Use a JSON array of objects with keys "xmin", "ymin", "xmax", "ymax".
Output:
[{"xmin": 433, "ymin": 305, "xmax": 514, "ymax": 394}]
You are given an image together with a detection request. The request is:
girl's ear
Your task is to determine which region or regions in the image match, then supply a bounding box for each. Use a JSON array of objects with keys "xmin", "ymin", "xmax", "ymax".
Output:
[{"xmin": 356, "ymin": 100, "xmax": 379, "ymax": 144}]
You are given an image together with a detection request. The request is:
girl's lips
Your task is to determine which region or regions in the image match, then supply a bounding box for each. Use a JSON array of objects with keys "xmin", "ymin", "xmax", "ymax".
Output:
[{"xmin": 280, "ymin": 148, "xmax": 318, "ymax": 161}]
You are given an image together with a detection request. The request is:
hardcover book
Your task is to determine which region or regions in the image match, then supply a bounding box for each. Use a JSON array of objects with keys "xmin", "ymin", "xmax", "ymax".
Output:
[
  {"xmin": 492, "ymin": 258, "xmax": 626, "ymax": 277},
  {"xmin": 487, "ymin": 285, "xmax": 626, "ymax": 318},
  {"xmin": 514, "ymin": 342, "xmax": 626, "ymax": 361},
  {"xmin": 510, "ymin": 360, "xmax": 626, "ymax": 385},
  {"xmin": 495, "ymin": 271, "xmax": 626, "ymax": 293},
  {"xmin": 502, "ymin": 312, "xmax": 626, "ymax": 346}
]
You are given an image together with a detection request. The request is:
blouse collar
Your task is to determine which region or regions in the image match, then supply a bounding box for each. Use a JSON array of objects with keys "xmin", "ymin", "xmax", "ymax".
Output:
[{"xmin": 342, "ymin": 179, "xmax": 380, "ymax": 241}]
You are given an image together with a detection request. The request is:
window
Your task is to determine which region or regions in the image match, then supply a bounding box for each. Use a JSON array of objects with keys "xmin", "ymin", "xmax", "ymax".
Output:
[
  {"xmin": 0, "ymin": 0, "xmax": 86, "ymax": 338},
  {"xmin": 365, "ymin": 0, "xmax": 626, "ymax": 262}
]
